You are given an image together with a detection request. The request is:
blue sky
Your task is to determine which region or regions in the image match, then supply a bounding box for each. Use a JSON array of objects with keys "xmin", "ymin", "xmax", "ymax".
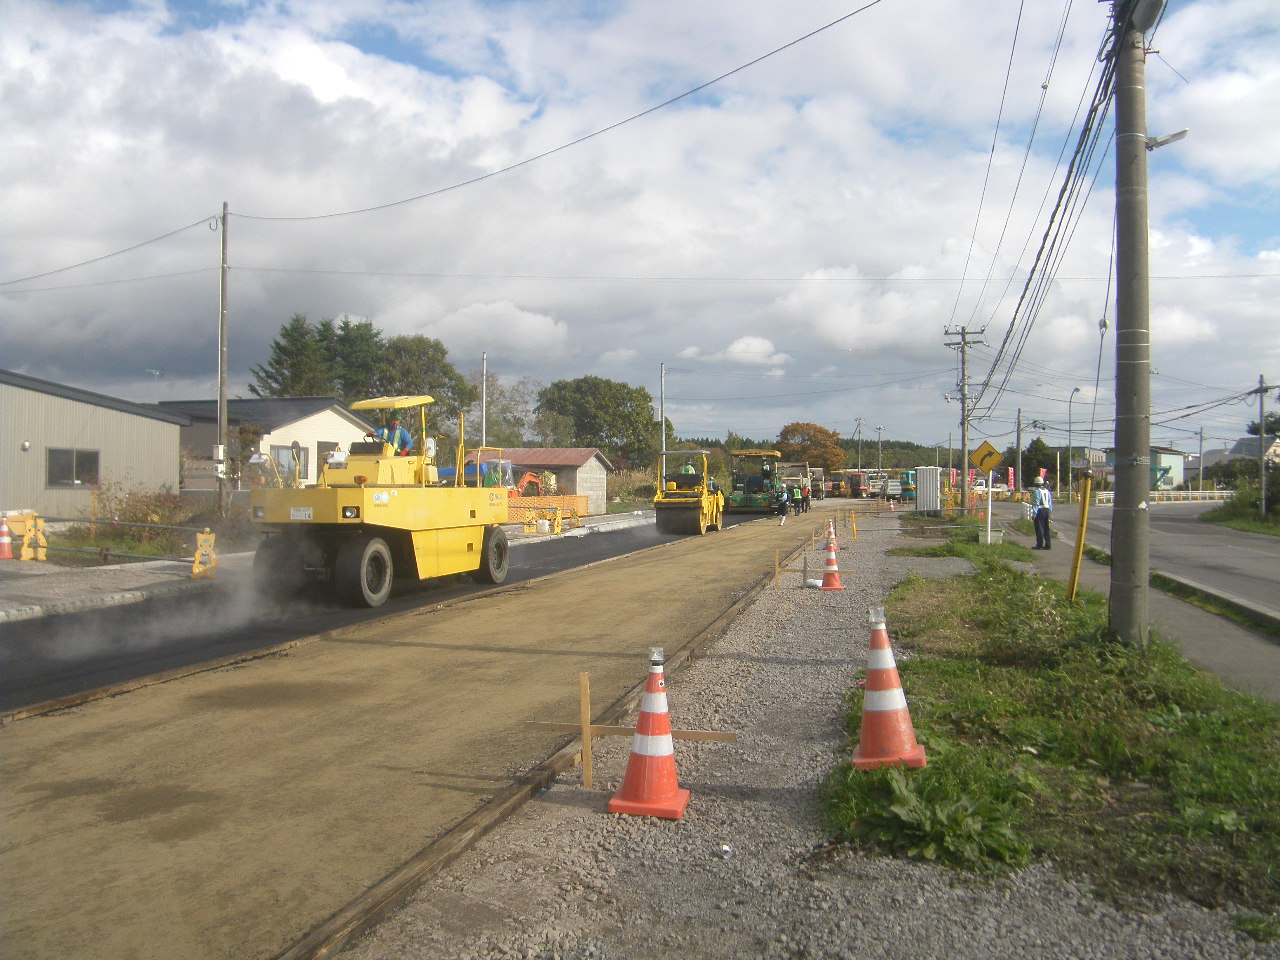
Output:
[{"xmin": 2, "ymin": 0, "xmax": 1277, "ymax": 455}]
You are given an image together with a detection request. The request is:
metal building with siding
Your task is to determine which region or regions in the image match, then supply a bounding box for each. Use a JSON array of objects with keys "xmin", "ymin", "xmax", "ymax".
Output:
[{"xmin": 0, "ymin": 369, "xmax": 188, "ymax": 518}]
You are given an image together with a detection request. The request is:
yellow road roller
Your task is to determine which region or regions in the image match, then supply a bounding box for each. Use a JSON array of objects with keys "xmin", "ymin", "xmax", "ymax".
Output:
[
  {"xmin": 654, "ymin": 449, "xmax": 725, "ymax": 536},
  {"xmin": 249, "ymin": 395, "xmax": 509, "ymax": 607}
]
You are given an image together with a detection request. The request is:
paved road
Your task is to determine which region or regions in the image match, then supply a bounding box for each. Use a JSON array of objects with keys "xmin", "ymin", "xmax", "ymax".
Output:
[
  {"xmin": 1055, "ymin": 500, "xmax": 1280, "ymax": 620},
  {"xmin": 0, "ymin": 516, "xmax": 760, "ymax": 713}
]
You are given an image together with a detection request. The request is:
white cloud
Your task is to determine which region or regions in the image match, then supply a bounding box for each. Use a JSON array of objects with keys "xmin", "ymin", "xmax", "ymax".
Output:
[{"xmin": 1, "ymin": 0, "xmax": 1276, "ymax": 448}]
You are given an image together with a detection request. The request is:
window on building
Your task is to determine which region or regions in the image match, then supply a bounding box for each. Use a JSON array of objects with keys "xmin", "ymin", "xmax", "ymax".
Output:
[
  {"xmin": 270, "ymin": 444, "xmax": 309, "ymax": 481},
  {"xmin": 47, "ymin": 448, "xmax": 100, "ymax": 487}
]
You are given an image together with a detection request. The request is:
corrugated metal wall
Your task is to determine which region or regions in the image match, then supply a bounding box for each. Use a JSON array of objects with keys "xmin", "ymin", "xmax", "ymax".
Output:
[{"xmin": 0, "ymin": 383, "xmax": 181, "ymax": 517}]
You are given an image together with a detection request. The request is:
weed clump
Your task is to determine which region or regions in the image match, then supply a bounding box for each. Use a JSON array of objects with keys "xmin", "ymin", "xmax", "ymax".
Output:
[{"xmin": 820, "ymin": 561, "xmax": 1280, "ymax": 929}]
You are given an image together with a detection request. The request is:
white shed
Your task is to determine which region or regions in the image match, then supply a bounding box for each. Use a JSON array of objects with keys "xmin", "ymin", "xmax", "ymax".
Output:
[{"xmin": 479, "ymin": 448, "xmax": 614, "ymax": 516}]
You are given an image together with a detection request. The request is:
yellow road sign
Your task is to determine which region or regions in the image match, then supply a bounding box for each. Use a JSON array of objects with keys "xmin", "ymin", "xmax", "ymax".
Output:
[{"xmin": 969, "ymin": 441, "xmax": 1004, "ymax": 473}]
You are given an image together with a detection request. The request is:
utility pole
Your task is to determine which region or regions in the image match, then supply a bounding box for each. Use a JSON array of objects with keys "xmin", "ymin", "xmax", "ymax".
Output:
[
  {"xmin": 658, "ymin": 362, "xmax": 665, "ymax": 449},
  {"xmin": 481, "ymin": 352, "xmax": 487, "ymax": 448},
  {"xmin": 1110, "ymin": 0, "xmax": 1159, "ymax": 647},
  {"xmin": 1197, "ymin": 426, "xmax": 1204, "ymax": 493},
  {"xmin": 217, "ymin": 200, "xmax": 229, "ymax": 518},
  {"xmin": 944, "ymin": 325, "xmax": 984, "ymax": 512},
  {"xmin": 1251, "ymin": 375, "xmax": 1271, "ymax": 520},
  {"xmin": 1016, "ymin": 409, "xmax": 1023, "ymax": 494},
  {"xmin": 854, "ymin": 418, "xmax": 864, "ymax": 470}
]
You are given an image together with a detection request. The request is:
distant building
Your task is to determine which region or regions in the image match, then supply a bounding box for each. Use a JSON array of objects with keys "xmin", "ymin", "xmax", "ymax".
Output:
[
  {"xmin": 1102, "ymin": 445, "xmax": 1187, "ymax": 490},
  {"xmin": 474, "ymin": 447, "xmax": 614, "ymax": 515},
  {"xmin": 1, "ymin": 368, "xmax": 188, "ymax": 517},
  {"xmin": 156, "ymin": 397, "xmax": 374, "ymax": 490},
  {"xmin": 1201, "ymin": 435, "xmax": 1280, "ymax": 471}
]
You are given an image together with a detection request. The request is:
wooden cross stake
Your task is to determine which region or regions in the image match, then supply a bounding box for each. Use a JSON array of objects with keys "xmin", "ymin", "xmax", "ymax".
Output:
[{"xmin": 526, "ymin": 672, "xmax": 737, "ymax": 789}]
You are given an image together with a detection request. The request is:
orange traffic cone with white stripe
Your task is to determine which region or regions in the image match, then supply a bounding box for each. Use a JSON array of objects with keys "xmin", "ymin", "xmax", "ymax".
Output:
[
  {"xmin": 819, "ymin": 537, "xmax": 844, "ymax": 591},
  {"xmin": 609, "ymin": 647, "xmax": 691, "ymax": 820},
  {"xmin": 0, "ymin": 515, "xmax": 13, "ymax": 560},
  {"xmin": 826, "ymin": 518, "xmax": 840, "ymax": 551},
  {"xmin": 852, "ymin": 607, "xmax": 926, "ymax": 770}
]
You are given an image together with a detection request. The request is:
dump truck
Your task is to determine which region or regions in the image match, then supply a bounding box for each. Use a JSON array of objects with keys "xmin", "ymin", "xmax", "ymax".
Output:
[
  {"xmin": 809, "ymin": 467, "xmax": 826, "ymax": 500},
  {"xmin": 249, "ymin": 395, "xmax": 510, "ymax": 607},
  {"xmin": 654, "ymin": 449, "xmax": 725, "ymax": 535},
  {"xmin": 726, "ymin": 449, "xmax": 782, "ymax": 512}
]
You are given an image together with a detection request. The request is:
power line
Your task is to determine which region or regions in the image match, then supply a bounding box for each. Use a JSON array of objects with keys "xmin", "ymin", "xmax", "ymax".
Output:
[
  {"xmin": 231, "ymin": 1, "xmax": 890, "ymax": 223},
  {"xmin": 0, "ymin": 217, "xmax": 218, "ymax": 287}
]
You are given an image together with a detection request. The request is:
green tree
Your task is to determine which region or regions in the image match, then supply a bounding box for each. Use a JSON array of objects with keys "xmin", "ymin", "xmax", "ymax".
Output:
[
  {"xmin": 249, "ymin": 313, "xmax": 336, "ymax": 398},
  {"xmin": 536, "ymin": 375, "xmax": 658, "ymax": 467},
  {"xmin": 329, "ymin": 317, "xmax": 384, "ymax": 403},
  {"xmin": 249, "ymin": 317, "xmax": 473, "ymax": 426},
  {"xmin": 1020, "ymin": 437, "xmax": 1055, "ymax": 486},
  {"xmin": 1246, "ymin": 413, "xmax": 1280, "ymax": 437},
  {"xmin": 776, "ymin": 422, "xmax": 846, "ymax": 473},
  {"xmin": 380, "ymin": 334, "xmax": 475, "ymax": 428},
  {"xmin": 464, "ymin": 371, "xmax": 541, "ymax": 448}
]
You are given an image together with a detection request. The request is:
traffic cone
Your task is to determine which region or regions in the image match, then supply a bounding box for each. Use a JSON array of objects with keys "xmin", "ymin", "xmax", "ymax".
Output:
[
  {"xmin": 826, "ymin": 518, "xmax": 840, "ymax": 551},
  {"xmin": 852, "ymin": 607, "xmax": 927, "ymax": 770},
  {"xmin": 609, "ymin": 647, "xmax": 691, "ymax": 820},
  {"xmin": 0, "ymin": 515, "xmax": 13, "ymax": 560},
  {"xmin": 819, "ymin": 539, "xmax": 844, "ymax": 591},
  {"xmin": 888, "ymin": 499, "xmax": 895, "ymax": 512}
]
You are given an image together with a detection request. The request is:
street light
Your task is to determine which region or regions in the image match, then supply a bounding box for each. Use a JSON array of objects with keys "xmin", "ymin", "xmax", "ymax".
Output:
[{"xmin": 1067, "ymin": 386, "xmax": 1081, "ymax": 502}]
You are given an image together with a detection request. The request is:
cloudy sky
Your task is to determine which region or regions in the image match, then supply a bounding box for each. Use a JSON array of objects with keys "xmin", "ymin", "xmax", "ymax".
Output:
[{"xmin": 3, "ymin": 0, "xmax": 1277, "ymax": 457}]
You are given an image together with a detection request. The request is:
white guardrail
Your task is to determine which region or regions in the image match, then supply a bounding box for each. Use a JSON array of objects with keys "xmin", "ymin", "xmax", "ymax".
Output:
[{"xmin": 1091, "ymin": 490, "xmax": 1228, "ymax": 505}]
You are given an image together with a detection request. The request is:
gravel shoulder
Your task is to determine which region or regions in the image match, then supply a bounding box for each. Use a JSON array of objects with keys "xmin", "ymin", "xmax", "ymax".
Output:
[{"xmin": 347, "ymin": 522, "xmax": 1275, "ymax": 960}]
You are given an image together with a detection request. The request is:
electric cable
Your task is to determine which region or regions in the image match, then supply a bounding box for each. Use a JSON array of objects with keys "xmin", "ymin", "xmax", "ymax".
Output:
[{"xmin": 232, "ymin": 1, "xmax": 890, "ymax": 223}]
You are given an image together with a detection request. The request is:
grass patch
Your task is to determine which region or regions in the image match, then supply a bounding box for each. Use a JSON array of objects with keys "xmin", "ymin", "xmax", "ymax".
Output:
[
  {"xmin": 891, "ymin": 516, "xmax": 1035, "ymax": 564},
  {"xmin": 819, "ymin": 560, "xmax": 1280, "ymax": 931}
]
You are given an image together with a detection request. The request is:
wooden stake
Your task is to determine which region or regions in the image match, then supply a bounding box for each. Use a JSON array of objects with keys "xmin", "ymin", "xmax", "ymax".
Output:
[{"xmin": 579, "ymin": 672, "xmax": 593, "ymax": 788}]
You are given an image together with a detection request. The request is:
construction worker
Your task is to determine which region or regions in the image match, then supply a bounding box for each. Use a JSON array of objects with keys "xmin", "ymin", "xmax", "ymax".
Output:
[
  {"xmin": 1030, "ymin": 475, "xmax": 1053, "ymax": 548},
  {"xmin": 369, "ymin": 417, "xmax": 413, "ymax": 456},
  {"xmin": 680, "ymin": 459, "xmax": 696, "ymax": 475}
]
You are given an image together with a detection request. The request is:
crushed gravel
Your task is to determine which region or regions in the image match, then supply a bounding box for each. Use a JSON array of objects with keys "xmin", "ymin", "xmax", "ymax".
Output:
[{"xmin": 346, "ymin": 520, "xmax": 1276, "ymax": 960}]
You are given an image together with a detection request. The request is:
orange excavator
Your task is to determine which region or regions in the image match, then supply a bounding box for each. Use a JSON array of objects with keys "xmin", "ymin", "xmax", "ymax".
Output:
[{"xmin": 510, "ymin": 472, "xmax": 542, "ymax": 497}]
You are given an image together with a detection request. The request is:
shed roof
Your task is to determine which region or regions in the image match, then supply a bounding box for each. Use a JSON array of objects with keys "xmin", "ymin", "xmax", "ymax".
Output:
[
  {"xmin": 474, "ymin": 447, "xmax": 614, "ymax": 470},
  {"xmin": 1, "ymin": 368, "xmax": 189, "ymax": 425}
]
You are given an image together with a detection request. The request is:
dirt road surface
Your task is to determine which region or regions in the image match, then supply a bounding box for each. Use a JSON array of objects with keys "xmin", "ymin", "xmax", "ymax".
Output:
[{"xmin": 1, "ymin": 506, "xmax": 853, "ymax": 960}]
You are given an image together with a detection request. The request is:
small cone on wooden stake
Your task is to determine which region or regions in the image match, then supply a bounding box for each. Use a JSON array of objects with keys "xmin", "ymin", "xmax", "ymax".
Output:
[
  {"xmin": 609, "ymin": 648, "xmax": 691, "ymax": 820},
  {"xmin": 852, "ymin": 607, "xmax": 926, "ymax": 770}
]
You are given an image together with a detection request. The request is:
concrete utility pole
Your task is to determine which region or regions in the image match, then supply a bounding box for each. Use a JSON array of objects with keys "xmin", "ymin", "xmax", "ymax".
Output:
[
  {"xmin": 1110, "ymin": 0, "xmax": 1159, "ymax": 647},
  {"xmin": 217, "ymin": 200, "xmax": 229, "ymax": 518},
  {"xmin": 481, "ymin": 352, "xmax": 488, "ymax": 448},
  {"xmin": 1198, "ymin": 426, "xmax": 1204, "ymax": 492},
  {"xmin": 944, "ymin": 326, "xmax": 984, "ymax": 512},
  {"xmin": 1252, "ymin": 375, "xmax": 1271, "ymax": 520},
  {"xmin": 1016, "ymin": 409, "xmax": 1023, "ymax": 493}
]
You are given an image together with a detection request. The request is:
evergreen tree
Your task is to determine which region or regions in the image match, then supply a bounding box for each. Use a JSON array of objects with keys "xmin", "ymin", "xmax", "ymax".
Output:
[{"xmin": 249, "ymin": 313, "xmax": 336, "ymax": 398}]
